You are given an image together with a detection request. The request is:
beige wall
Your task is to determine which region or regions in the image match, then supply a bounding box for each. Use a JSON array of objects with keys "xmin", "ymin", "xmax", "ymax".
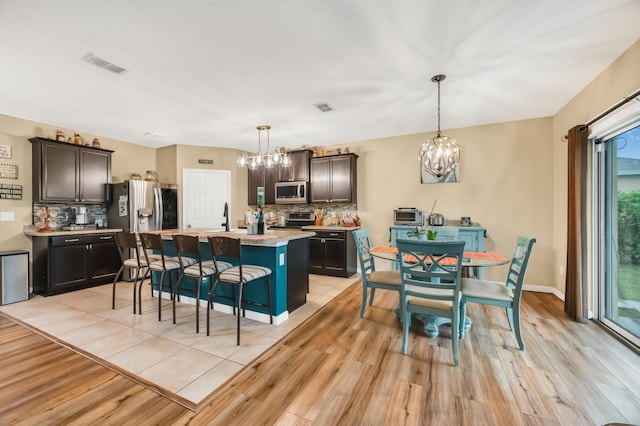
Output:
[
  {"xmin": 337, "ymin": 117, "xmax": 554, "ymax": 286},
  {"xmin": 0, "ymin": 115, "xmax": 35, "ymax": 254},
  {"xmin": 552, "ymin": 38, "xmax": 640, "ymax": 295}
]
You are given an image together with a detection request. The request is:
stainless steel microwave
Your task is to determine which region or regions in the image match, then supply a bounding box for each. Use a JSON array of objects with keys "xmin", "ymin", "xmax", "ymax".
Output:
[
  {"xmin": 275, "ymin": 181, "xmax": 308, "ymax": 204},
  {"xmin": 394, "ymin": 208, "xmax": 424, "ymax": 226}
]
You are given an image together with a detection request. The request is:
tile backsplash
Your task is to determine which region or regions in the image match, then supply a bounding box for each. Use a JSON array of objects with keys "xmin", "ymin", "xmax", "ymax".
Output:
[
  {"xmin": 249, "ymin": 203, "xmax": 358, "ymax": 224},
  {"xmin": 33, "ymin": 203, "xmax": 108, "ymax": 230}
]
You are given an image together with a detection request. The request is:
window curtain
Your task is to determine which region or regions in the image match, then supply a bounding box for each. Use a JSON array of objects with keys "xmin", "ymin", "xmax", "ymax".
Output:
[{"xmin": 565, "ymin": 125, "xmax": 588, "ymax": 322}]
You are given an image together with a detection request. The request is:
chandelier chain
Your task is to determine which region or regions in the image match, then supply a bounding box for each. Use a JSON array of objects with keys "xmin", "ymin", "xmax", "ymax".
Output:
[{"xmin": 436, "ymin": 79, "xmax": 441, "ymax": 137}]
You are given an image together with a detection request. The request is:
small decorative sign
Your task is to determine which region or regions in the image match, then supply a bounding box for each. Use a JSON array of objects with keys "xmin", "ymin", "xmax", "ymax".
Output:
[
  {"xmin": 198, "ymin": 159, "xmax": 214, "ymax": 164},
  {"xmin": 0, "ymin": 145, "xmax": 11, "ymax": 159},
  {"xmin": 0, "ymin": 163, "xmax": 18, "ymax": 179},
  {"xmin": 0, "ymin": 184, "xmax": 22, "ymax": 199}
]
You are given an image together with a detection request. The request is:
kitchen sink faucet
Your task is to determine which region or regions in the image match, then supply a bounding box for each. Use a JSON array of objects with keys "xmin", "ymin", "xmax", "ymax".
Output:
[{"xmin": 222, "ymin": 202, "xmax": 230, "ymax": 231}]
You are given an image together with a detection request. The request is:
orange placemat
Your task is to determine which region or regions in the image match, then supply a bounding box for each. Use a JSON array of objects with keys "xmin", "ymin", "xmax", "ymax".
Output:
[
  {"xmin": 371, "ymin": 246, "xmax": 397, "ymax": 253},
  {"xmin": 371, "ymin": 246, "xmax": 508, "ymax": 263},
  {"xmin": 463, "ymin": 251, "xmax": 508, "ymax": 261}
]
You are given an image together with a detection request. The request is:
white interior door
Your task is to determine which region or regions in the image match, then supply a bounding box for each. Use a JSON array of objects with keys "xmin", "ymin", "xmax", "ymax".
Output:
[{"xmin": 182, "ymin": 169, "xmax": 231, "ymax": 229}]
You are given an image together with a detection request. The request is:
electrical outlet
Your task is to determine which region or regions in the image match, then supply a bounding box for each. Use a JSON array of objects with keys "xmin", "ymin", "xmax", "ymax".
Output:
[{"xmin": 0, "ymin": 211, "xmax": 15, "ymax": 221}]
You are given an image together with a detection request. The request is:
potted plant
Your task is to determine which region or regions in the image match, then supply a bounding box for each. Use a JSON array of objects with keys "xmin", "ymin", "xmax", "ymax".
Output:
[{"xmin": 407, "ymin": 227, "xmax": 438, "ymax": 241}]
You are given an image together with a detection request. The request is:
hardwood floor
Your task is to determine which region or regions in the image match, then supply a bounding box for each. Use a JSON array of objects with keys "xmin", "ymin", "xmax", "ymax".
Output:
[{"xmin": 1, "ymin": 280, "xmax": 639, "ymax": 425}]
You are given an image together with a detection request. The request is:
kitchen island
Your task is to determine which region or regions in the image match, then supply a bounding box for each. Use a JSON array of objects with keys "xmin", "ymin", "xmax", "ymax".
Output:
[{"xmin": 153, "ymin": 228, "xmax": 314, "ymax": 324}]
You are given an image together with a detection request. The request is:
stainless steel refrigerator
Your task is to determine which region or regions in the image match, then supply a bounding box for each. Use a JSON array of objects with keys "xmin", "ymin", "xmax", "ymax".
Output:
[
  {"xmin": 107, "ymin": 180, "xmax": 178, "ymax": 280},
  {"xmin": 107, "ymin": 180, "xmax": 178, "ymax": 233}
]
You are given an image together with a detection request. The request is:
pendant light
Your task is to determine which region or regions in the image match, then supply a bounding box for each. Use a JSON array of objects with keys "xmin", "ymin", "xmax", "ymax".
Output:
[
  {"xmin": 237, "ymin": 125, "xmax": 290, "ymax": 170},
  {"xmin": 419, "ymin": 74, "xmax": 460, "ymax": 179}
]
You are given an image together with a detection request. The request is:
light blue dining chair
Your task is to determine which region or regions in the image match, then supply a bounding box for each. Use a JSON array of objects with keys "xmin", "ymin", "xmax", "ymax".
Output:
[
  {"xmin": 459, "ymin": 235, "xmax": 536, "ymax": 350},
  {"xmin": 352, "ymin": 229, "xmax": 401, "ymax": 318},
  {"xmin": 397, "ymin": 239, "xmax": 466, "ymax": 366}
]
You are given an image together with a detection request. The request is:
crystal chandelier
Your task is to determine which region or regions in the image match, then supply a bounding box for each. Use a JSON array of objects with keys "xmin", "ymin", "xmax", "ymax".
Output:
[
  {"xmin": 419, "ymin": 74, "xmax": 460, "ymax": 179},
  {"xmin": 237, "ymin": 125, "xmax": 291, "ymax": 170}
]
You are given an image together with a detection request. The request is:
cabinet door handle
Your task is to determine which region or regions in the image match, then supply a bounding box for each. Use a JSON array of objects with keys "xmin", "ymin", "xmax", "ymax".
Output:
[
  {"xmin": 99, "ymin": 236, "xmax": 113, "ymax": 240},
  {"xmin": 65, "ymin": 238, "xmax": 80, "ymax": 243},
  {"xmin": 328, "ymin": 233, "xmax": 340, "ymax": 237}
]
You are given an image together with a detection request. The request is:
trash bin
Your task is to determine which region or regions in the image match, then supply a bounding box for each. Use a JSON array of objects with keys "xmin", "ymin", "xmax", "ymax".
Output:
[{"xmin": 0, "ymin": 250, "xmax": 29, "ymax": 305}]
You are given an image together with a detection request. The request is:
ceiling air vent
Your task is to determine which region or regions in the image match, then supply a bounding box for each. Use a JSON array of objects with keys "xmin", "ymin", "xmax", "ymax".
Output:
[
  {"xmin": 314, "ymin": 102, "xmax": 334, "ymax": 112},
  {"xmin": 81, "ymin": 52, "xmax": 128, "ymax": 75}
]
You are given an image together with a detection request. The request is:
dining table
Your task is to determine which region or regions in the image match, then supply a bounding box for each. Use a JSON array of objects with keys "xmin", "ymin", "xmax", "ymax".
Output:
[{"xmin": 370, "ymin": 245, "xmax": 510, "ymax": 338}]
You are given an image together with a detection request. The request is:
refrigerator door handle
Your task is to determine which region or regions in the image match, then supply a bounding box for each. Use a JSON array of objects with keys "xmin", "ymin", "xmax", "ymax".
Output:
[{"xmin": 155, "ymin": 186, "xmax": 163, "ymax": 230}]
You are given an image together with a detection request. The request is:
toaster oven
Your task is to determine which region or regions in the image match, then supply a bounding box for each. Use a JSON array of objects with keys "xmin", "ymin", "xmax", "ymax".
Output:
[{"xmin": 394, "ymin": 208, "xmax": 424, "ymax": 226}]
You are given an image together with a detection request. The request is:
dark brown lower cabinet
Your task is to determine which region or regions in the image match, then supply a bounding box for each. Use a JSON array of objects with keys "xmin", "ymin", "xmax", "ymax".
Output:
[
  {"xmin": 286, "ymin": 237, "xmax": 309, "ymax": 312},
  {"xmin": 32, "ymin": 233, "xmax": 121, "ymax": 295},
  {"xmin": 309, "ymin": 229, "xmax": 357, "ymax": 277}
]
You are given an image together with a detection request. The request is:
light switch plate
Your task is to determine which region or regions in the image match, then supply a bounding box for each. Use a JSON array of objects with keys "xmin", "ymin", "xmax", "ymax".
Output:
[
  {"xmin": 279, "ymin": 253, "xmax": 285, "ymax": 266},
  {"xmin": 0, "ymin": 211, "xmax": 15, "ymax": 221}
]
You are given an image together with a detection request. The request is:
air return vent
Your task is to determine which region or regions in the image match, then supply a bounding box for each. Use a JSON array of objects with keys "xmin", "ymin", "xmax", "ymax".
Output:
[
  {"xmin": 81, "ymin": 52, "xmax": 128, "ymax": 75},
  {"xmin": 314, "ymin": 102, "xmax": 334, "ymax": 112}
]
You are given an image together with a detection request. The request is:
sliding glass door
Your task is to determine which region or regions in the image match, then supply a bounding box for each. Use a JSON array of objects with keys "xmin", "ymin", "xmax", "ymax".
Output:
[{"xmin": 595, "ymin": 123, "xmax": 640, "ymax": 347}]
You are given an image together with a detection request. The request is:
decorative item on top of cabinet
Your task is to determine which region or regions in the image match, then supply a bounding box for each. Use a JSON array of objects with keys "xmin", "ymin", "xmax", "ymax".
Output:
[
  {"xmin": 145, "ymin": 170, "xmax": 159, "ymax": 182},
  {"xmin": 30, "ymin": 137, "xmax": 113, "ymax": 204}
]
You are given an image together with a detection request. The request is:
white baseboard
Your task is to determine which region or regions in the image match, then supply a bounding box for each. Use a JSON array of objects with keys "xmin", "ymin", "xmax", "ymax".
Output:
[{"xmin": 523, "ymin": 285, "xmax": 565, "ymax": 301}]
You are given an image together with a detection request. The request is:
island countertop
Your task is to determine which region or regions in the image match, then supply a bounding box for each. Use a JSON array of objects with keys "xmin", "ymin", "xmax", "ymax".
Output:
[{"xmin": 150, "ymin": 228, "xmax": 315, "ymax": 247}]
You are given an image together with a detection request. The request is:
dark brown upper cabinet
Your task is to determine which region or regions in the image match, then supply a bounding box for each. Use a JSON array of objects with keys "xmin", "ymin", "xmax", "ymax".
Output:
[
  {"xmin": 310, "ymin": 153, "xmax": 358, "ymax": 203},
  {"xmin": 248, "ymin": 166, "xmax": 279, "ymax": 205},
  {"xmin": 247, "ymin": 149, "xmax": 312, "ymax": 204},
  {"xmin": 30, "ymin": 137, "xmax": 113, "ymax": 203},
  {"xmin": 279, "ymin": 149, "xmax": 312, "ymax": 182}
]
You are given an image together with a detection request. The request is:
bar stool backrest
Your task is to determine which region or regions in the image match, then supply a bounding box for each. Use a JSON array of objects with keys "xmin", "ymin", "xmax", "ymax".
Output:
[
  {"xmin": 173, "ymin": 234, "xmax": 203, "ymax": 275},
  {"xmin": 139, "ymin": 233, "xmax": 165, "ymax": 266},
  {"xmin": 208, "ymin": 236, "xmax": 242, "ymax": 275},
  {"xmin": 115, "ymin": 231, "xmax": 142, "ymax": 264}
]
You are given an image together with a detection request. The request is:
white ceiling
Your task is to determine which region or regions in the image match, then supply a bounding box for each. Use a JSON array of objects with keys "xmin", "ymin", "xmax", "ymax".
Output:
[{"xmin": 1, "ymin": 0, "xmax": 639, "ymax": 152}]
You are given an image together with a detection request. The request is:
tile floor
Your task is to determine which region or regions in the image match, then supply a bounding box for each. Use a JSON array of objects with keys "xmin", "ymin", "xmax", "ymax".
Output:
[{"xmin": 0, "ymin": 273, "xmax": 361, "ymax": 407}]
